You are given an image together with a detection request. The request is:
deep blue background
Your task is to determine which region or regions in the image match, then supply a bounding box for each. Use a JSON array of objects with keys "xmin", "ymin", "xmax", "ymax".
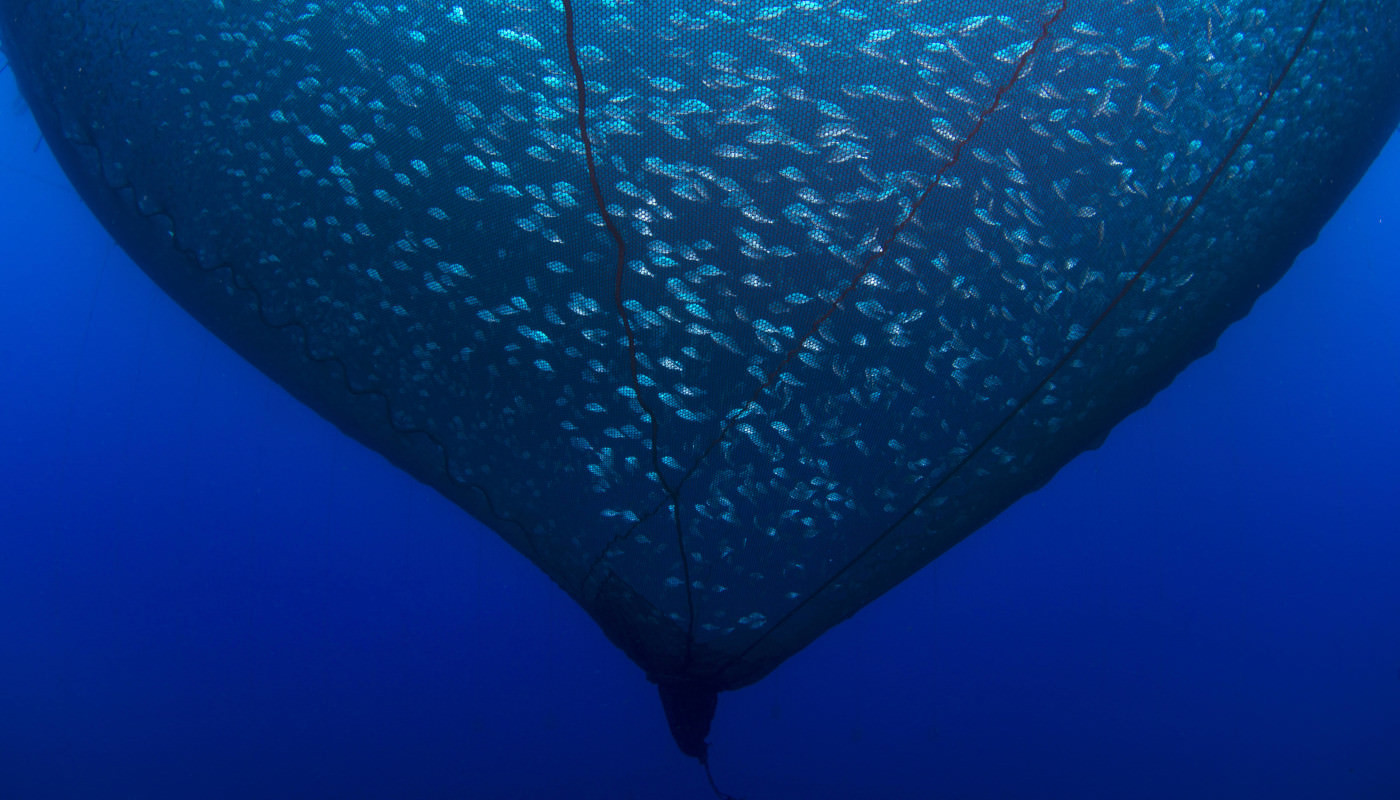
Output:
[{"xmin": 2, "ymin": 62, "xmax": 1397, "ymax": 798}]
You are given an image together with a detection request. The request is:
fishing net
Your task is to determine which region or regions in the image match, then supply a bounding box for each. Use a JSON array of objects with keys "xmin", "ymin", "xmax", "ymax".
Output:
[{"xmin": 4, "ymin": 0, "xmax": 1397, "ymax": 762}]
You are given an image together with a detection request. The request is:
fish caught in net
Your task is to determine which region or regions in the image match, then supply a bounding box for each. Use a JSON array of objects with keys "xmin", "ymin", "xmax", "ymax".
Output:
[{"xmin": 3, "ymin": 0, "xmax": 1396, "ymax": 773}]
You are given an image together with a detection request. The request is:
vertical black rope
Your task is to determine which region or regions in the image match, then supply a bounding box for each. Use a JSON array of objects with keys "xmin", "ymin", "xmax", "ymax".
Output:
[
  {"xmin": 702, "ymin": 754, "xmax": 741, "ymax": 800},
  {"xmin": 559, "ymin": 0, "xmax": 697, "ymax": 659}
]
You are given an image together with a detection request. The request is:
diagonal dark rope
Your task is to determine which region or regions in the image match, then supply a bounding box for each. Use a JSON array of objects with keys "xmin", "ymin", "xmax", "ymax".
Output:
[
  {"xmin": 674, "ymin": 0, "xmax": 1070, "ymax": 497},
  {"xmin": 577, "ymin": 0, "xmax": 1070, "ymax": 627},
  {"xmin": 708, "ymin": 0, "xmax": 1333, "ymax": 684}
]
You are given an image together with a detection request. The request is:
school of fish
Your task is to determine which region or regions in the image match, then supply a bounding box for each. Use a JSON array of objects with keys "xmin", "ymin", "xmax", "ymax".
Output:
[{"xmin": 2, "ymin": 0, "xmax": 1395, "ymax": 688}]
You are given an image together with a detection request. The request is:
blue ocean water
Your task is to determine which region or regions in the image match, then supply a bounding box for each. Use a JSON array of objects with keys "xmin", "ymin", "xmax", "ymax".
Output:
[{"xmin": 1, "ymin": 60, "xmax": 1397, "ymax": 800}]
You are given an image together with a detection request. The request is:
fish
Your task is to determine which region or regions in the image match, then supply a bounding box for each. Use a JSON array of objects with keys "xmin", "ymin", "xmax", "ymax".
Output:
[{"xmin": 2, "ymin": 0, "xmax": 1397, "ymax": 772}]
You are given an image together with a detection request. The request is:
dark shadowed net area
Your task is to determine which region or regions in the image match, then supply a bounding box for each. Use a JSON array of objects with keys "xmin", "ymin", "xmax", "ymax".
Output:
[{"xmin": 3, "ymin": 0, "xmax": 1397, "ymax": 762}]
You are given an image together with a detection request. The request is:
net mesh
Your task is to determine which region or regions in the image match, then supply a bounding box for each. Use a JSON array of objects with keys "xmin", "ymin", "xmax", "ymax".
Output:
[{"xmin": 3, "ymin": 0, "xmax": 1397, "ymax": 703}]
